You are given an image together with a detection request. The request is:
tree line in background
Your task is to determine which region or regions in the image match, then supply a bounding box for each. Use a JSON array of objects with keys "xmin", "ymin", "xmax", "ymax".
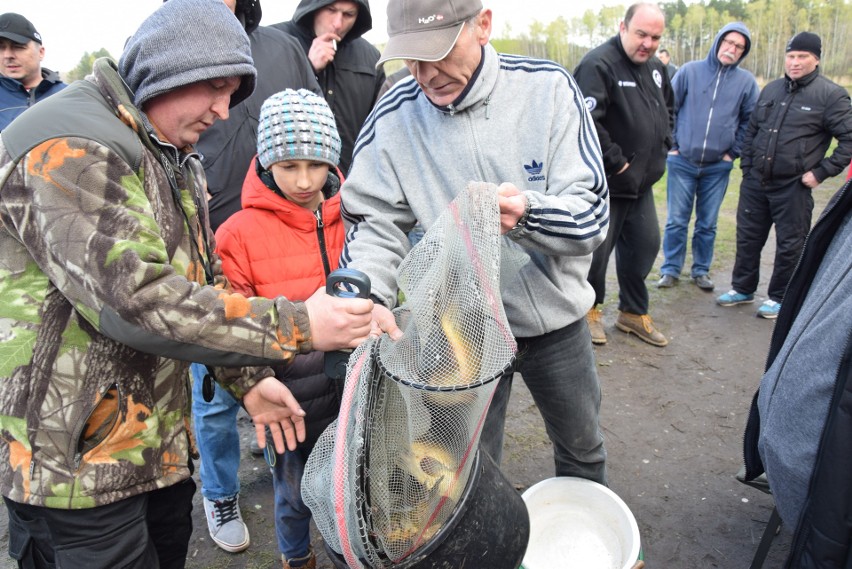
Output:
[
  {"xmin": 64, "ymin": 48, "xmax": 113, "ymax": 82},
  {"xmin": 62, "ymin": 0, "xmax": 850, "ymax": 87},
  {"xmin": 492, "ymin": 0, "xmax": 851, "ymax": 84}
]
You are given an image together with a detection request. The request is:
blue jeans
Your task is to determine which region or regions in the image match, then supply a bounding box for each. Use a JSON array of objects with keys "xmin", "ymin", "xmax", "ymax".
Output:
[
  {"xmin": 272, "ymin": 447, "xmax": 312, "ymax": 560},
  {"xmin": 661, "ymin": 154, "xmax": 733, "ymax": 278},
  {"xmin": 190, "ymin": 363, "xmax": 241, "ymax": 500},
  {"xmin": 480, "ymin": 318, "xmax": 607, "ymax": 484}
]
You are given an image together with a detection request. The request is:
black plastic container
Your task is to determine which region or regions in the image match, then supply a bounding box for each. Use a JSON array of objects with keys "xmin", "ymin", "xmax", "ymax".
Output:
[{"xmin": 324, "ymin": 450, "xmax": 530, "ymax": 568}]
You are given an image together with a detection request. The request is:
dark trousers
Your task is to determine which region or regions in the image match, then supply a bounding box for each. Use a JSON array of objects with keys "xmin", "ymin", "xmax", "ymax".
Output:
[
  {"xmin": 480, "ymin": 319, "xmax": 607, "ymax": 484},
  {"xmin": 5, "ymin": 478, "xmax": 196, "ymax": 569},
  {"xmin": 587, "ymin": 189, "xmax": 661, "ymax": 314},
  {"xmin": 731, "ymin": 176, "xmax": 814, "ymax": 302}
]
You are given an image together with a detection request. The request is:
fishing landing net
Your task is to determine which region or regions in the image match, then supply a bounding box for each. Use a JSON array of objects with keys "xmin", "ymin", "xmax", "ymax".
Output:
[{"xmin": 303, "ymin": 182, "xmax": 519, "ymax": 568}]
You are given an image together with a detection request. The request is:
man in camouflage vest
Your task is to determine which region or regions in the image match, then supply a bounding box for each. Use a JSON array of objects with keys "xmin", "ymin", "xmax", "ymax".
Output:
[{"xmin": 0, "ymin": 1, "xmax": 398, "ymax": 567}]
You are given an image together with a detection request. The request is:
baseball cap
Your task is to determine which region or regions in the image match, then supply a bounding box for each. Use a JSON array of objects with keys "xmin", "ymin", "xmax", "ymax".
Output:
[
  {"xmin": 0, "ymin": 13, "xmax": 42, "ymax": 45},
  {"xmin": 377, "ymin": 0, "xmax": 483, "ymax": 66}
]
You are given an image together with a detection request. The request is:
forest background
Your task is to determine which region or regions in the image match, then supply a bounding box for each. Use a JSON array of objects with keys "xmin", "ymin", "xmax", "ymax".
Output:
[{"xmin": 63, "ymin": 0, "xmax": 852, "ymax": 86}]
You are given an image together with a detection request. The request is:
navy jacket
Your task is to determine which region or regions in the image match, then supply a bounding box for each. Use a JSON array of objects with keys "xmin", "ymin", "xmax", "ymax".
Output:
[
  {"xmin": 671, "ymin": 23, "xmax": 759, "ymax": 164},
  {"xmin": 0, "ymin": 68, "xmax": 66, "ymax": 131}
]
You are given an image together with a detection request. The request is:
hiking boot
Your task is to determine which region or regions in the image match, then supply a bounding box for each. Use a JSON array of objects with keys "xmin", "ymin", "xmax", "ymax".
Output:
[
  {"xmin": 203, "ymin": 495, "xmax": 250, "ymax": 553},
  {"xmin": 716, "ymin": 290, "xmax": 754, "ymax": 306},
  {"xmin": 757, "ymin": 299, "xmax": 781, "ymax": 319},
  {"xmin": 657, "ymin": 274, "xmax": 678, "ymax": 288},
  {"xmin": 586, "ymin": 307, "xmax": 607, "ymax": 345},
  {"xmin": 615, "ymin": 312, "xmax": 668, "ymax": 347},
  {"xmin": 692, "ymin": 274, "xmax": 714, "ymax": 291},
  {"xmin": 283, "ymin": 548, "xmax": 316, "ymax": 569}
]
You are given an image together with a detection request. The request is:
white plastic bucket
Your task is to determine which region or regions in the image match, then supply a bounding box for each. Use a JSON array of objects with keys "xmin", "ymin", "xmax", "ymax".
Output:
[{"xmin": 520, "ymin": 477, "xmax": 640, "ymax": 569}]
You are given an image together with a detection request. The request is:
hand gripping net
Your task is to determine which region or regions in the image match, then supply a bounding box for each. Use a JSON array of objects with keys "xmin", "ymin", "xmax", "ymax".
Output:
[{"xmin": 303, "ymin": 182, "xmax": 518, "ymax": 568}]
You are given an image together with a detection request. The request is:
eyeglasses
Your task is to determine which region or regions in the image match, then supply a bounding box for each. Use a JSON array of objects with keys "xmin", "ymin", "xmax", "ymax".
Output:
[{"xmin": 721, "ymin": 38, "xmax": 746, "ymax": 52}]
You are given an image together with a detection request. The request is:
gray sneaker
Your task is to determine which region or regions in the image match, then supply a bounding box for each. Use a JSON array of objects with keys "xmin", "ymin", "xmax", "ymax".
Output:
[
  {"xmin": 203, "ymin": 495, "xmax": 250, "ymax": 553},
  {"xmin": 657, "ymin": 274, "xmax": 678, "ymax": 288},
  {"xmin": 692, "ymin": 274, "xmax": 714, "ymax": 291}
]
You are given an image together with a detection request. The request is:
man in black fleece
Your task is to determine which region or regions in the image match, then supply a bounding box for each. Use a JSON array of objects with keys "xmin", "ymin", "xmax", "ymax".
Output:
[{"xmin": 574, "ymin": 2, "xmax": 674, "ymax": 348}]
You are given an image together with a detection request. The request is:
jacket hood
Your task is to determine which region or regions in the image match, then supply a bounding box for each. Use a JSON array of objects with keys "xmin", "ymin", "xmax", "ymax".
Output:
[
  {"xmin": 708, "ymin": 22, "xmax": 752, "ymax": 70},
  {"xmin": 291, "ymin": 0, "xmax": 373, "ymax": 42},
  {"xmin": 41, "ymin": 67, "xmax": 63, "ymax": 84},
  {"xmin": 245, "ymin": 156, "xmax": 341, "ymax": 214}
]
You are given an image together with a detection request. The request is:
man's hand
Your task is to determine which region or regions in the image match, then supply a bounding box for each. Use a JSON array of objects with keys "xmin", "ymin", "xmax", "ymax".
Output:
[
  {"xmin": 308, "ymin": 32, "xmax": 340, "ymax": 72},
  {"xmin": 497, "ymin": 183, "xmax": 528, "ymax": 234},
  {"xmin": 801, "ymin": 170, "xmax": 820, "ymax": 188},
  {"xmin": 370, "ymin": 304, "xmax": 403, "ymax": 340},
  {"xmin": 243, "ymin": 376, "xmax": 306, "ymax": 453},
  {"xmin": 304, "ymin": 287, "xmax": 374, "ymax": 351}
]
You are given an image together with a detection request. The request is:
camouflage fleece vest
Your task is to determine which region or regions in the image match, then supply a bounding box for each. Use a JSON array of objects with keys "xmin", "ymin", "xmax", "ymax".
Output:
[{"xmin": 0, "ymin": 59, "xmax": 312, "ymax": 508}]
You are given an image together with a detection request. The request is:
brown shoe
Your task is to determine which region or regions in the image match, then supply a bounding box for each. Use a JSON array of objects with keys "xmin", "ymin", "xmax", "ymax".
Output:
[
  {"xmin": 615, "ymin": 312, "xmax": 668, "ymax": 347},
  {"xmin": 283, "ymin": 548, "xmax": 316, "ymax": 569},
  {"xmin": 586, "ymin": 307, "xmax": 607, "ymax": 345}
]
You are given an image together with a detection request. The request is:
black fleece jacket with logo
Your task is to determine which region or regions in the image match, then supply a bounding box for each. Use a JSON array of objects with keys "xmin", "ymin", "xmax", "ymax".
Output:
[{"xmin": 573, "ymin": 35, "xmax": 674, "ymax": 199}]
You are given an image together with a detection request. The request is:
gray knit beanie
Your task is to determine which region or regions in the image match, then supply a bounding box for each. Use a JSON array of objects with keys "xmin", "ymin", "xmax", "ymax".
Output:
[
  {"xmin": 257, "ymin": 89, "xmax": 342, "ymax": 169},
  {"xmin": 119, "ymin": 0, "xmax": 256, "ymax": 109}
]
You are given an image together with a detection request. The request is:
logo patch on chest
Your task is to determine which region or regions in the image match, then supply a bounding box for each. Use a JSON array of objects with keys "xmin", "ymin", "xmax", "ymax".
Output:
[{"xmin": 525, "ymin": 160, "xmax": 545, "ymax": 182}]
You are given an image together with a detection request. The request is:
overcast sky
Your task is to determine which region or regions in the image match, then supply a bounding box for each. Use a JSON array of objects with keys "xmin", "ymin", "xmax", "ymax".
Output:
[{"xmin": 3, "ymin": 1, "xmax": 619, "ymax": 73}]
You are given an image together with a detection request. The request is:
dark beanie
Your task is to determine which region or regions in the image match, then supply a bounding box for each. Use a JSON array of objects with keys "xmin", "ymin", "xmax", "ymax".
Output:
[
  {"xmin": 786, "ymin": 32, "xmax": 821, "ymax": 59},
  {"xmin": 119, "ymin": 0, "xmax": 256, "ymax": 109}
]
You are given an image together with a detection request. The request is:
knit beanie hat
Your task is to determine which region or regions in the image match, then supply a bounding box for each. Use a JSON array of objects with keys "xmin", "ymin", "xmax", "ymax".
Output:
[
  {"xmin": 119, "ymin": 0, "xmax": 256, "ymax": 109},
  {"xmin": 256, "ymin": 89, "xmax": 342, "ymax": 169},
  {"xmin": 786, "ymin": 31, "xmax": 821, "ymax": 59}
]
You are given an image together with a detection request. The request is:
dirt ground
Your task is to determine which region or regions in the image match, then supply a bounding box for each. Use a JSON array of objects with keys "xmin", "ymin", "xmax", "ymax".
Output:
[
  {"xmin": 176, "ymin": 251, "xmax": 791, "ymax": 569},
  {"xmin": 2, "ymin": 185, "xmax": 843, "ymax": 569}
]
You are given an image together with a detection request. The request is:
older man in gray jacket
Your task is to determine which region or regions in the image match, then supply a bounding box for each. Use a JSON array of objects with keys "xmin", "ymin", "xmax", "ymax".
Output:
[{"xmin": 340, "ymin": 0, "xmax": 610, "ymax": 484}]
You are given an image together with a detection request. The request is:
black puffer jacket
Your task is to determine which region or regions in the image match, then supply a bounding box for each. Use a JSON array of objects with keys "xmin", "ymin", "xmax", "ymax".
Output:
[
  {"xmin": 273, "ymin": 351, "xmax": 341, "ymax": 456},
  {"xmin": 740, "ymin": 68, "xmax": 852, "ymax": 185},
  {"xmin": 272, "ymin": 0, "xmax": 385, "ymax": 176},
  {"xmin": 573, "ymin": 35, "xmax": 674, "ymax": 199}
]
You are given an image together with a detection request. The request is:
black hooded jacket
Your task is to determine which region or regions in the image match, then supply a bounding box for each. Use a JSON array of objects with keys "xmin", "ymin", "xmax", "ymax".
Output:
[
  {"xmin": 272, "ymin": 0, "xmax": 384, "ymax": 176},
  {"xmin": 197, "ymin": 26, "xmax": 321, "ymax": 231}
]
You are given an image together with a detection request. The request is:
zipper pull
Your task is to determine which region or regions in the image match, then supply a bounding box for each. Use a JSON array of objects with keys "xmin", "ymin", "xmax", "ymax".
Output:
[{"xmin": 315, "ymin": 209, "xmax": 324, "ymax": 228}]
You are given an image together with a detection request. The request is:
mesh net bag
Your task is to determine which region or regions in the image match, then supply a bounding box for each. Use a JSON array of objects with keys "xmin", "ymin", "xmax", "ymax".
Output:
[{"xmin": 303, "ymin": 182, "xmax": 518, "ymax": 568}]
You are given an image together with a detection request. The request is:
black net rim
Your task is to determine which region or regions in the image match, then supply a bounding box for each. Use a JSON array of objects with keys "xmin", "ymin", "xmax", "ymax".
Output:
[{"xmin": 374, "ymin": 342, "xmax": 514, "ymax": 392}]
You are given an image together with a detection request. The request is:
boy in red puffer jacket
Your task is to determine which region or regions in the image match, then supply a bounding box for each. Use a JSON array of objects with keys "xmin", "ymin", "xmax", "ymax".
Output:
[{"xmin": 214, "ymin": 88, "xmax": 344, "ymax": 569}]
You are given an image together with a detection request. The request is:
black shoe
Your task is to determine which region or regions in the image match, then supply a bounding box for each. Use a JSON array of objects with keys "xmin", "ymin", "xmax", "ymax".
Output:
[
  {"xmin": 692, "ymin": 275, "xmax": 714, "ymax": 291},
  {"xmin": 657, "ymin": 275, "xmax": 678, "ymax": 288}
]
